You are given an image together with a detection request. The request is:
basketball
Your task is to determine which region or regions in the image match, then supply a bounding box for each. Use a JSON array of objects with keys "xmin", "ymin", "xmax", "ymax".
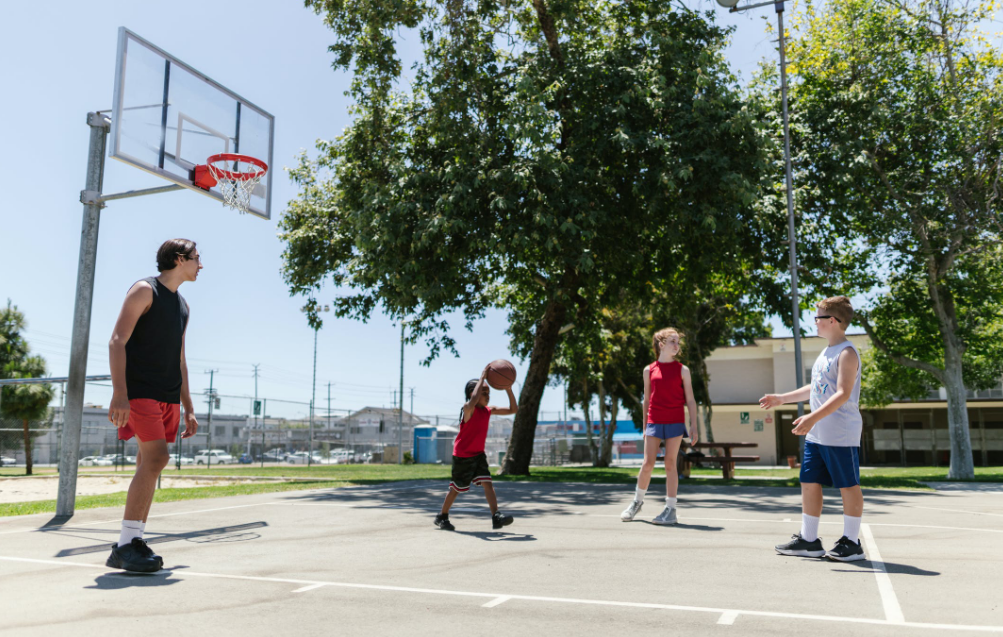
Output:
[{"xmin": 486, "ymin": 359, "xmax": 517, "ymax": 389}]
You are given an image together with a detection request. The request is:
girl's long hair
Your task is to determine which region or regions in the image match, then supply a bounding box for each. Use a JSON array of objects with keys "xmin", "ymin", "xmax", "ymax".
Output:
[{"xmin": 652, "ymin": 327, "xmax": 684, "ymax": 358}]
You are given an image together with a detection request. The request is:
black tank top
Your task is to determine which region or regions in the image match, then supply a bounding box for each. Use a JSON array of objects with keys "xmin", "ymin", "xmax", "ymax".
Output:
[{"xmin": 125, "ymin": 276, "xmax": 189, "ymax": 403}]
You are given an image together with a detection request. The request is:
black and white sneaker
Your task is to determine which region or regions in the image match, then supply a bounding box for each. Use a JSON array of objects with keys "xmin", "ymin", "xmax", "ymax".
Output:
[
  {"xmin": 492, "ymin": 510, "xmax": 514, "ymax": 530},
  {"xmin": 775, "ymin": 533, "xmax": 826, "ymax": 558},
  {"xmin": 827, "ymin": 536, "xmax": 866, "ymax": 562},
  {"xmin": 131, "ymin": 537, "xmax": 163, "ymax": 568},
  {"xmin": 106, "ymin": 538, "xmax": 162, "ymax": 573},
  {"xmin": 434, "ymin": 514, "xmax": 455, "ymax": 531}
]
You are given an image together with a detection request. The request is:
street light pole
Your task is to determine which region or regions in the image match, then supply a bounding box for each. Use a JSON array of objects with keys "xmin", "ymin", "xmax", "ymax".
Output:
[{"xmin": 721, "ymin": 0, "xmax": 805, "ymax": 421}]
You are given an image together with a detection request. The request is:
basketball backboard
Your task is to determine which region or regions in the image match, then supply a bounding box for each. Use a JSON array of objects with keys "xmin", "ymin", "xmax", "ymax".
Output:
[{"xmin": 109, "ymin": 27, "xmax": 275, "ymax": 219}]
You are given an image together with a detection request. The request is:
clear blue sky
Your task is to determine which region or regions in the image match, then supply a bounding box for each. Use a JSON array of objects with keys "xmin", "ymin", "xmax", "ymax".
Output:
[{"xmin": 0, "ymin": 1, "xmax": 824, "ymax": 422}]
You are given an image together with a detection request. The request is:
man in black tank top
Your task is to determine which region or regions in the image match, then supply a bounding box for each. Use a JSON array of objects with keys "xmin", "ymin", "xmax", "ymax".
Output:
[{"xmin": 105, "ymin": 239, "xmax": 202, "ymax": 573}]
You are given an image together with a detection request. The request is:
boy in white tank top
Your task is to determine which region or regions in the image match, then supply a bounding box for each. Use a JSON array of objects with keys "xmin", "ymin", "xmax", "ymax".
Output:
[{"xmin": 759, "ymin": 296, "xmax": 866, "ymax": 561}]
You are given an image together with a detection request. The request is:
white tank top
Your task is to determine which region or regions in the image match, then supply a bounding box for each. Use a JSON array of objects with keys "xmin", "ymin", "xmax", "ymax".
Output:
[{"xmin": 806, "ymin": 340, "xmax": 862, "ymax": 447}]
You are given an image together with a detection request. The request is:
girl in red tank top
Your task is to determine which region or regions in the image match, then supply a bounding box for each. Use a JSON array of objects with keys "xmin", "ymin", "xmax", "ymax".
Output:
[{"xmin": 620, "ymin": 328, "xmax": 699, "ymax": 525}]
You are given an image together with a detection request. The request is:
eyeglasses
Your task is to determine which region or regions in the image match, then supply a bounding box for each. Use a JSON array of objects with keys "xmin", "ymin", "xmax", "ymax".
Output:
[
  {"xmin": 183, "ymin": 253, "xmax": 203, "ymax": 264},
  {"xmin": 814, "ymin": 315, "xmax": 841, "ymax": 323}
]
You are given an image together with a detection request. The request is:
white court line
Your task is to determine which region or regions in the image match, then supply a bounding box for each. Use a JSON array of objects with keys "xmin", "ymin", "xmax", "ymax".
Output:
[
  {"xmin": 717, "ymin": 610, "xmax": 739, "ymax": 625},
  {"xmin": 1, "ymin": 555, "xmax": 1001, "ymax": 633},
  {"xmin": 293, "ymin": 583, "xmax": 327, "ymax": 593},
  {"xmin": 903, "ymin": 504, "xmax": 1003, "ymax": 519},
  {"xmin": 859, "ymin": 523, "xmax": 905, "ymax": 624},
  {"xmin": 482, "ymin": 596, "xmax": 511, "ymax": 608}
]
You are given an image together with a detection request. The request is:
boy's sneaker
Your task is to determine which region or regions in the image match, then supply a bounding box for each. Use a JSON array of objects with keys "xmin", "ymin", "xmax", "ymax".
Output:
[
  {"xmin": 434, "ymin": 514, "xmax": 455, "ymax": 531},
  {"xmin": 620, "ymin": 499, "xmax": 643, "ymax": 522},
  {"xmin": 775, "ymin": 533, "xmax": 826, "ymax": 558},
  {"xmin": 492, "ymin": 510, "xmax": 514, "ymax": 529},
  {"xmin": 827, "ymin": 536, "xmax": 866, "ymax": 562},
  {"xmin": 133, "ymin": 538, "xmax": 163, "ymax": 568},
  {"xmin": 652, "ymin": 505, "xmax": 678, "ymax": 526},
  {"xmin": 106, "ymin": 538, "xmax": 162, "ymax": 573}
]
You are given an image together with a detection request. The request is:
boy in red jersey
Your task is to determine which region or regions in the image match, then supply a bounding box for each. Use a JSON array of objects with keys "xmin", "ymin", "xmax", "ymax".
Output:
[
  {"xmin": 621, "ymin": 328, "xmax": 699, "ymax": 525},
  {"xmin": 435, "ymin": 365, "xmax": 518, "ymax": 531}
]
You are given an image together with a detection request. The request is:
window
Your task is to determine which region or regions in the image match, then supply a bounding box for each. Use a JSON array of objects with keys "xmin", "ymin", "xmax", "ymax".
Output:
[
  {"xmin": 233, "ymin": 427, "xmax": 241, "ymax": 437},
  {"xmin": 214, "ymin": 426, "xmax": 225, "ymax": 437}
]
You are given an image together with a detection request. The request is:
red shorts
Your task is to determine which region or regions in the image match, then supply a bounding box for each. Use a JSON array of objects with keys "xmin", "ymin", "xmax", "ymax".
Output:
[{"xmin": 118, "ymin": 399, "xmax": 180, "ymax": 443}]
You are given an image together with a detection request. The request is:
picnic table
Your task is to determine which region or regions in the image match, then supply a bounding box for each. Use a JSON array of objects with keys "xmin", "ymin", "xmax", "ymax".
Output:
[{"xmin": 689, "ymin": 442, "xmax": 759, "ymax": 480}]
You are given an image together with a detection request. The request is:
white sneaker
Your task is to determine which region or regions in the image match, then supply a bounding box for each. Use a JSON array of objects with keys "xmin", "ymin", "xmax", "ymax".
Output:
[
  {"xmin": 620, "ymin": 499, "xmax": 644, "ymax": 521},
  {"xmin": 652, "ymin": 505, "xmax": 678, "ymax": 525}
]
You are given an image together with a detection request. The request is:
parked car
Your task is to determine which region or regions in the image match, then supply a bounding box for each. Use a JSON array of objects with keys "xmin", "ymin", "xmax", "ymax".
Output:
[
  {"xmin": 353, "ymin": 452, "xmax": 372, "ymax": 464},
  {"xmin": 261, "ymin": 450, "xmax": 287, "ymax": 463},
  {"xmin": 324, "ymin": 450, "xmax": 352, "ymax": 464},
  {"xmin": 167, "ymin": 453, "xmax": 194, "ymax": 465},
  {"xmin": 0, "ymin": 455, "xmax": 18, "ymax": 467},
  {"xmin": 286, "ymin": 451, "xmax": 324, "ymax": 465},
  {"xmin": 103, "ymin": 454, "xmax": 136, "ymax": 466},
  {"xmin": 79, "ymin": 456, "xmax": 113, "ymax": 467},
  {"xmin": 194, "ymin": 450, "xmax": 235, "ymax": 465},
  {"xmin": 238, "ymin": 453, "xmax": 254, "ymax": 464}
]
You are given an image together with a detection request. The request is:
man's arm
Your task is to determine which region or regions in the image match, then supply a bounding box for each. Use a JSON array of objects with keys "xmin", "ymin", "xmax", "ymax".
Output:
[
  {"xmin": 792, "ymin": 348, "xmax": 858, "ymax": 435},
  {"xmin": 108, "ymin": 282, "xmax": 153, "ymax": 428},
  {"xmin": 179, "ymin": 319, "xmax": 199, "ymax": 438},
  {"xmin": 490, "ymin": 387, "xmax": 519, "ymax": 416},
  {"xmin": 641, "ymin": 366, "xmax": 651, "ymax": 426}
]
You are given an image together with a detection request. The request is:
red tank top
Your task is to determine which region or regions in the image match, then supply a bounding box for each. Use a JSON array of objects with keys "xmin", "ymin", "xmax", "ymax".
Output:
[
  {"xmin": 453, "ymin": 406, "xmax": 491, "ymax": 458},
  {"xmin": 647, "ymin": 361, "xmax": 685, "ymax": 424}
]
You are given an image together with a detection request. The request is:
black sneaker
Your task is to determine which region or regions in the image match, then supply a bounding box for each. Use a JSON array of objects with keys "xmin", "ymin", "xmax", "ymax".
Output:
[
  {"xmin": 491, "ymin": 510, "xmax": 514, "ymax": 530},
  {"xmin": 434, "ymin": 514, "xmax": 455, "ymax": 531},
  {"xmin": 827, "ymin": 536, "xmax": 866, "ymax": 562},
  {"xmin": 106, "ymin": 538, "xmax": 162, "ymax": 573},
  {"xmin": 775, "ymin": 533, "xmax": 826, "ymax": 558},
  {"xmin": 132, "ymin": 537, "xmax": 164, "ymax": 568}
]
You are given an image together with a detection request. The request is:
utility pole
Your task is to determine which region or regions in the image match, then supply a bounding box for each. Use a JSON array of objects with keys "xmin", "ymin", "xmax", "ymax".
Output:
[
  {"xmin": 205, "ymin": 370, "xmax": 217, "ymax": 468},
  {"xmin": 252, "ymin": 364, "xmax": 260, "ymax": 458},
  {"xmin": 260, "ymin": 398, "xmax": 267, "ymax": 469},
  {"xmin": 398, "ymin": 322, "xmax": 404, "ymax": 464}
]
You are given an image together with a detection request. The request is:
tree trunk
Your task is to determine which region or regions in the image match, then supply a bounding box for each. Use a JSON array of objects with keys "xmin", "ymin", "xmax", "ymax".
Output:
[
  {"xmin": 22, "ymin": 418, "xmax": 32, "ymax": 476},
  {"xmin": 501, "ymin": 294, "xmax": 571, "ymax": 475},
  {"xmin": 689, "ymin": 351, "xmax": 715, "ymax": 443},
  {"xmin": 595, "ymin": 380, "xmax": 610, "ymax": 468},
  {"xmin": 582, "ymin": 380, "xmax": 598, "ymax": 466},
  {"xmin": 601, "ymin": 394, "xmax": 617, "ymax": 466},
  {"xmin": 942, "ymin": 346, "xmax": 975, "ymax": 480}
]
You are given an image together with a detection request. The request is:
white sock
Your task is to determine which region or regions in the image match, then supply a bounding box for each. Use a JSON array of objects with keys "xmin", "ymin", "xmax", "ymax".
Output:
[
  {"xmin": 635, "ymin": 487, "xmax": 646, "ymax": 503},
  {"xmin": 801, "ymin": 514, "xmax": 820, "ymax": 542},
  {"xmin": 118, "ymin": 520, "xmax": 143, "ymax": 547},
  {"xmin": 666, "ymin": 497, "xmax": 677, "ymax": 508},
  {"xmin": 843, "ymin": 515, "xmax": 861, "ymax": 544}
]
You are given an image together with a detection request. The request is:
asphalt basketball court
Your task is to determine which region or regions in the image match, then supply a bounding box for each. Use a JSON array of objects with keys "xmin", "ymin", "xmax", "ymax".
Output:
[{"xmin": 1, "ymin": 480, "xmax": 1001, "ymax": 635}]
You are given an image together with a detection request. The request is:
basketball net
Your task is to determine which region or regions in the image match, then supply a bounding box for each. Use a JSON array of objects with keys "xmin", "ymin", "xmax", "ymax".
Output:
[{"xmin": 206, "ymin": 154, "xmax": 268, "ymax": 214}]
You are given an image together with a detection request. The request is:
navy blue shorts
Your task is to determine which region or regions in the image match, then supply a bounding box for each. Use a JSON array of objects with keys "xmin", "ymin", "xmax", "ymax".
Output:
[
  {"xmin": 800, "ymin": 441, "xmax": 860, "ymax": 488},
  {"xmin": 645, "ymin": 423, "xmax": 687, "ymax": 440}
]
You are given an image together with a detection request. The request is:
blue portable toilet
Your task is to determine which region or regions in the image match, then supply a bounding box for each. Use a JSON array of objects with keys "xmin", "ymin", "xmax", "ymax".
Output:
[{"xmin": 413, "ymin": 426, "xmax": 438, "ymax": 464}]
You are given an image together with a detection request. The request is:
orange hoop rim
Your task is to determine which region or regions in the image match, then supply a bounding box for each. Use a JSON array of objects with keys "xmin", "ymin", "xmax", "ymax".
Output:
[{"xmin": 206, "ymin": 153, "xmax": 268, "ymax": 182}]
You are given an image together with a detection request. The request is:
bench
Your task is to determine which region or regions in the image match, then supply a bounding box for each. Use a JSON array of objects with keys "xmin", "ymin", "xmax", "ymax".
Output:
[{"xmin": 657, "ymin": 442, "xmax": 760, "ymax": 480}]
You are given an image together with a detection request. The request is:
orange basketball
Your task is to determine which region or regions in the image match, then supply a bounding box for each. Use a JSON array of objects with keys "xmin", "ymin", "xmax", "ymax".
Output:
[{"xmin": 486, "ymin": 359, "xmax": 517, "ymax": 390}]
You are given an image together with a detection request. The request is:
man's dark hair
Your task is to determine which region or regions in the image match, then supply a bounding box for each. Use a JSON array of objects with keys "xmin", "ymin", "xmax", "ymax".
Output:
[{"xmin": 156, "ymin": 239, "xmax": 197, "ymax": 272}]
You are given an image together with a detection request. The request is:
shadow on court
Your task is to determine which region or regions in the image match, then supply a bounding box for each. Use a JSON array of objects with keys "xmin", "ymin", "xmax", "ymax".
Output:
[
  {"xmin": 53, "ymin": 522, "xmax": 268, "ymax": 557},
  {"xmin": 825, "ymin": 560, "xmax": 940, "ymax": 577},
  {"xmin": 86, "ymin": 568, "xmax": 189, "ymax": 590},
  {"xmin": 452, "ymin": 531, "xmax": 537, "ymax": 541}
]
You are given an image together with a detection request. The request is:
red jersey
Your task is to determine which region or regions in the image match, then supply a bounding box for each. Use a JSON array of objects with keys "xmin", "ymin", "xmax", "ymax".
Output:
[
  {"xmin": 453, "ymin": 406, "xmax": 491, "ymax": 457},
  {"xmin": 647, "ymin": 361, "xmax": 685, "ymax": 424}
]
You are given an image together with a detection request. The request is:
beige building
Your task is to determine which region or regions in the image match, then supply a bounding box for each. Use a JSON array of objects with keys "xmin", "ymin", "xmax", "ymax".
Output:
[{"xmin": 706, "ymin": 335, "xmax": 1003, "ymax": 467}]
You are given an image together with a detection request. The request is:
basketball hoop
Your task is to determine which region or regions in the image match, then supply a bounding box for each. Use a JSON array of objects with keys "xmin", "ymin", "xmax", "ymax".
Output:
[{"xmin": 191, "ymin": 153, "xmax": 268, "ymax": 214}]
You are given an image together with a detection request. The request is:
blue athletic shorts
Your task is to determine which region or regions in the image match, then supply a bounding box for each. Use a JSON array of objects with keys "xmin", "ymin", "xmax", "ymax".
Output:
[
  {"xmin": 645, "ymin": 423, "xmax": 687, "ymax": 440},
  {"xmin": 800, "ymin": 441, "xmax": 860, "ymax": 488}
]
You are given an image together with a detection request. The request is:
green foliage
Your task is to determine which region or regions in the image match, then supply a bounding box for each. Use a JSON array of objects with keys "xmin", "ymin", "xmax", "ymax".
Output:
[
  {"xmin": 281, "ymin": 1, "xmax": 771, "ymax": 356},
  {"xmin": 0, "ymin": 301, "xmax": 53, "ymax": 427}
]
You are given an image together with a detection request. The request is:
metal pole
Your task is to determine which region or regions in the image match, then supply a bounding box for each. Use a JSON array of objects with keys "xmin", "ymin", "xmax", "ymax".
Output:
[
  {"xmin": 206, "ymin": 370, "xmax": 215, "ymax": 468},
  {"xmin": 398, "ymin": 322, "xmax": 404, "ymax": 464},
  {"xmin": 253, "ymin": 364, "xmax": 260, "ymax": 460},
  {"xmin": 57, "ymin": 112, "xmax": 108, "ymax": 517},
  {"xmin": 261, "ymin": 398, "xmax": 266, "ymax": 469},
  {"xmin": 310, "ymin": 328, "xmax": 317, "ymax": 466},
  {"xmin": 776, "ymin": 2, "xmax": 805, "ymax": 421}
]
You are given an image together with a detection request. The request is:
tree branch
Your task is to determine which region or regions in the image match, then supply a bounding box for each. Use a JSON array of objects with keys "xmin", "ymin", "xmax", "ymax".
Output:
[
  {"xmin": 617, "ymin": 377, "xmax": 643, "ymax": 410},
  {"xmin": 531, "ymin": 0, "xmax": 564, "ymax": 67},
  {"xmin": 859, "ymin": 314, "xmax": 945, "ymax": 383}
]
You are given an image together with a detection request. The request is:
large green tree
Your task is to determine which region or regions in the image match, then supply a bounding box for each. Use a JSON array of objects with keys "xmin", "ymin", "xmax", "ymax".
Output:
[
  {"xmin": 281, "ymin": 0, "xmax": 769, "ymax": 474},
  {"xmin": 0, "ymin": 301, "xmax": 54, "ymax": 476},
  {"xmin": 784, "ymin": 0, "xmax": 1003, "ymax": 478}
]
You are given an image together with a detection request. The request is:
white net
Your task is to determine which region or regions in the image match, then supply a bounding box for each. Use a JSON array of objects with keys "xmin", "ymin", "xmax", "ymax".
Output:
[{"xmin": 207, "ymin": 156, "xmax": 267, "ymax": 214}]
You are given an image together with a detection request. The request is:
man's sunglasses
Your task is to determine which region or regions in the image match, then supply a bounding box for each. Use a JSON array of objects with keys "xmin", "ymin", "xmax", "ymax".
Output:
[{"xmin": 814, "ymin": 315, "xmax": 841, "ymax": 323}]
